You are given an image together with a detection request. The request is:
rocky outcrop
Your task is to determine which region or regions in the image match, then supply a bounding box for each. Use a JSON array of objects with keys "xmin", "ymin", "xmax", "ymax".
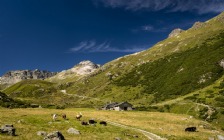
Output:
[
  {"xmin": 191, "ymin": 22, "xmax": 205, "ymax": 30},
  {"xmin": 220, "ymin": 59, "xmax": 224, "ymax": 69},
  {"xmin": 0, "ymin": 69, "xmax": 57, "ymax": 85},
  {"xmin": 72, "ymin": 60, "xmax": 100, "ymax": 75},
  {"xmin": 50, "ymin": 60, "xmax": 100, "ymax": 80},
  {"xmin": 168, "ymin": 28, "xmax": 184, "ymax": 38}
]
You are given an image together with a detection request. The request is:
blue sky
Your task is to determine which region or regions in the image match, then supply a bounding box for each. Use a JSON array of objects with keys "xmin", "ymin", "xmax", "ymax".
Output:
[{"xmin": 0, "ymin": 0, "xmax": 223, "ymax": 75}]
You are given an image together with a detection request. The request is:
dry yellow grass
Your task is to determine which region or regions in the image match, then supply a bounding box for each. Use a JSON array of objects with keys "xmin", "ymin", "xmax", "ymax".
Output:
[{"xmin": 0, "ymin": 108, "xmax": 223, "ymax": 140}]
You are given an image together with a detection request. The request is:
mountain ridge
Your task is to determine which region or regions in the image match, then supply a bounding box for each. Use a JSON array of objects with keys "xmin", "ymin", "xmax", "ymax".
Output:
[{"xmin": 0, "ymin": 69, "xmax": 57, "ymax": 87}]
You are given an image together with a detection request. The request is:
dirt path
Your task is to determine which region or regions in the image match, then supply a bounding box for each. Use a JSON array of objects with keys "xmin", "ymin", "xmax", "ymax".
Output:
[
  {"xmin": 61, "ymin": 90, "xmax": 100, "ymax": 101},
  {"xmin": 104, "ymin": 120, "xmax": 167, "ymax": 140}
]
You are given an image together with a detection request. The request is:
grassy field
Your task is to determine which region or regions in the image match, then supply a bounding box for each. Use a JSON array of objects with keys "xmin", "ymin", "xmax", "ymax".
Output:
[{"xmin": 0, "ymin": 108, "xmax": 223, "ymax": 140}]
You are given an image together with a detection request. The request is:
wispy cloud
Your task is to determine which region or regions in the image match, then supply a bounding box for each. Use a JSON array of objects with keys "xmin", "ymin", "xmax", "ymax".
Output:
[
  {"xmin": 69, "ymin": 40, "xmax": 148, "ymax": 53},
  {"xmin": 141, "ymin": 25, "xmax": 154, "ymax": 32},
  {"xmin": 132, "ymin": 24, "xmax": 170, "ymax": 33},
  {"xmin": 94, "ymin": 0, "xmax": 224, "ymax": 14}
]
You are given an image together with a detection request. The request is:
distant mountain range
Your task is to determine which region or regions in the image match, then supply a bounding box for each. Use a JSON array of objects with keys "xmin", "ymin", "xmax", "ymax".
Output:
[{"xmin": 0, "ymin": 69, "xmax": 57, "ymax": 87}]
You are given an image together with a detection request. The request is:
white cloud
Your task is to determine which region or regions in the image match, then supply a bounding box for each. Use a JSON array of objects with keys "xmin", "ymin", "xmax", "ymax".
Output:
[
  {"xmin": 95, "ymin": 0, "xmax": 224, "ymax": 14},
  {"xmin": 141, "ymin": 25, "xmax": 154, "ymax": 31},
  {"xmin": 69, "ymin": 40, "xmax": 148, "ymax": 53}
]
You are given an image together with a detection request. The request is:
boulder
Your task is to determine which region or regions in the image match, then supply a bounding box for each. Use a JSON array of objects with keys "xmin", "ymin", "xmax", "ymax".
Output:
[
  {"xmin": 67, "ymin": 128, "xmax": 80, "ymax": 135},
  {"xmin": 44, "ymin": 131, "xmax": 65, "ymax": 140},
  {"xmin": 0, "ymin": 124, "xmax": 16, "ymax": 136},
  {"xmin": 217, "ymin": 135, "xmax": 224, "ymax": 140},
  {"xmin": 114, "ymin": 137, "xmax": 122, "ymax": 140}
]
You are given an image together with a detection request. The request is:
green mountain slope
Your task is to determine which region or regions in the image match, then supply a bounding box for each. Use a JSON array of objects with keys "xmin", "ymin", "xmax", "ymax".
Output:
[
  {"xmin": 3, "ymin": 80, "xmax": 83, "ymax": 108},
  {"xmin": 0, "ymin": 92, "xmax": 29, "ymax": 108}
]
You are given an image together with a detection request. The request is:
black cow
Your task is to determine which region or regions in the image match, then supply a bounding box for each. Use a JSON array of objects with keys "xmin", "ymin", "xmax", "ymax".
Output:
[
  {"xmin": 99, "ymin": 121, "xmax": 107, "ymax": 126},
  {"xmin": 89, "ymin": 119, "xmax": 97, "ymax": 125},
  {"xmin": 81, "ymin": 121, "xmax": 89, "ymax": 125},
  {"xmin": 185, "ymin": 127, "xmax": 197, "ymax": 132}
]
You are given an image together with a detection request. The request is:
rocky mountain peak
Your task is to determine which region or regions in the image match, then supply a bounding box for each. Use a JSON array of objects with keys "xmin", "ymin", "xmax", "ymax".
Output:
[
  {"xmin": 49, "ymin": 60, "xmax": 100, "ymax": 80},
  {"xmin": 0, "ymin": 70, "xmax": 57, "ymax": 85},
  {"xmin": 191, "ymin": 21, "xmax": 205, "ymax": 30},
  {"xmin": 168, "ymin": 28, "xmax": 184, "ymax": 38},
  {"xmin": 76, "ymin": 60, "xmax": 100, "ymax": 68},
  {"xmin": 72, "ymin": 60, "xmax": 100, "ymax": 75}
]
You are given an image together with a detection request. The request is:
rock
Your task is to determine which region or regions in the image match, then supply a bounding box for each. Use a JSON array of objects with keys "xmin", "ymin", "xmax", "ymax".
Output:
[
  {"xmin": 0, "ymin": 69, "xmax": 57, "ymax": 85},
  {"xmin": 67, "ymin": 127, "xmax": 80, "ymax": 135},
  {"xmin": 217, "ymin": 135, "xmax": 224, "ymax": 140},
  {"xmin": 44, "ymin": 131, "xmax": 65, "ymax": 140},
  {"xmin": 17, "ymin": 119, "xmax": 24, "ymax": 123},
  {"xmin": 219, "ymin": 59, "xmax": 224, "ymax": 69},
  {"xmin": 0, "ymin": 124, "xmax": 16, "ymax": 136},
  {"xmin": 168, "ymin": 28, "xmax": 184, "ymax": 38},
  {"xmin": 208, "ymin": 137, "xmax": 215, "ymax": 140},
  {"xmin": 37, "ymin": 131, "xmax": 47, "ymax": 136}
]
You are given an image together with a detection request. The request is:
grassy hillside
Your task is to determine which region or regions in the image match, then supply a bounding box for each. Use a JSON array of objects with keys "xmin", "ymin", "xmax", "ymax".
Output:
[
  {"xmin": 114, "ymin": 31, "xmax": 224, "ymax": 103},
  {"xmin": 0, "ymin": 92, "xmax": 29, "ymax": 108},
  {"xmin": 3, "ymin": 80, "xmax": 84, "ymax": 108}
]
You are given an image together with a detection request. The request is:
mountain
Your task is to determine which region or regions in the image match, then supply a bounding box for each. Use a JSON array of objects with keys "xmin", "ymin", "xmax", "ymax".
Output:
[
  {"xmin": 0, "ymin": 69, "xmax": 57, "ymax": 87},
  {"xmin": 3, "ymin": 12, "xmax": 224, "ymax": 128},
  {"xmin": 48, "ymin": 60, "xmax": 100, "ymax": 83}
]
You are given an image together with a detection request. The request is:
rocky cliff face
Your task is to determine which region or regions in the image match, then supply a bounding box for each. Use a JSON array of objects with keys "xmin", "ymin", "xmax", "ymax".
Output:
[
  {"xmin": 0, "ymin": 69, "xmax": 57, "ymax": 85},
  {"xmin": 168, "ymin": 28, "xmax": 184, "ymax": 38},
  {"xmin": 49, "ymin": 60, "xmax": 100, "ymax": 80}
]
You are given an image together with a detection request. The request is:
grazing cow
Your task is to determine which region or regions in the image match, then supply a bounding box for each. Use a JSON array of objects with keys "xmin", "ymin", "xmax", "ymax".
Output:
[
  {"xmin": 81, "ymin": 121, "xmax": 89, "ymax": 125},
  {"xmin": 99, "ymin": 121, "xmax": 107, "ymax": 126},
  {"xmin": 52, "ymin": 114, "xmax": 58, "ymax": 121},
  {"xmin": 61, "ymin": 114, "xmax": 67, "ymax": 120},
  {"xmin": 89, "ymin": 119, "xmax": 97, "ymax": 125},
  {"xmin": 185, "ymin": 127, "xmax": 197, "ymax": 132},
  {"xmin": 76, "ymin": 112, "xmax": 82, "ymax": 121}
]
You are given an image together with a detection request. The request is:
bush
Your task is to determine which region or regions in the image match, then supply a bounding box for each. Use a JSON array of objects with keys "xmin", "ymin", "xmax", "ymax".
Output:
[{"xmin": 214, "ymin": 96, "xmax": 224, "ymax": 102}]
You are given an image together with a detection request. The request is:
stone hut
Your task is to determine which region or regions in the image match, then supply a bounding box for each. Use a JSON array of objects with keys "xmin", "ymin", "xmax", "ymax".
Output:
[{"xmin": 102, "ymin": 101, "xmax": 133, "ymax": 111}]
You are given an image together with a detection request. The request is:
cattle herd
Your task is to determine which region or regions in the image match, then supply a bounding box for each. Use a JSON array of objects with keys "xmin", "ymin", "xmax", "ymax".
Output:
[
  {"xmin": 52, "ymin": 112, "xmax": 107, "ymax": 126},
  {"xmin": 0, "ymin": 112, "xmax": 198, "ymax": 137}
]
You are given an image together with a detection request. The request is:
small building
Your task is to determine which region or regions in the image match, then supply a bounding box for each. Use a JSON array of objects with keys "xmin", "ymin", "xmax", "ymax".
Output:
[
  {"xmin": 102, "ymin": 101, "xmax": 133, "ymax": 111},
  {"xmin": 102, "ymin": 102, "xmax": 118, "ymax": 110}
]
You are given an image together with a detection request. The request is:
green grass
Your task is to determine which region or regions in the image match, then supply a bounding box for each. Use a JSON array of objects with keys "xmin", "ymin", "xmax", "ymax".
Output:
[{"xmin": 0, "ymin": 108, "xmax": 224, "ymax": 140}]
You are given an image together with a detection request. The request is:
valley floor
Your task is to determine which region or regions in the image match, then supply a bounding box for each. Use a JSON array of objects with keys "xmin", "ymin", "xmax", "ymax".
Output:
[{"xmin": 0, "ymin": 108, "xmax": 223, "ymax": 140}]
